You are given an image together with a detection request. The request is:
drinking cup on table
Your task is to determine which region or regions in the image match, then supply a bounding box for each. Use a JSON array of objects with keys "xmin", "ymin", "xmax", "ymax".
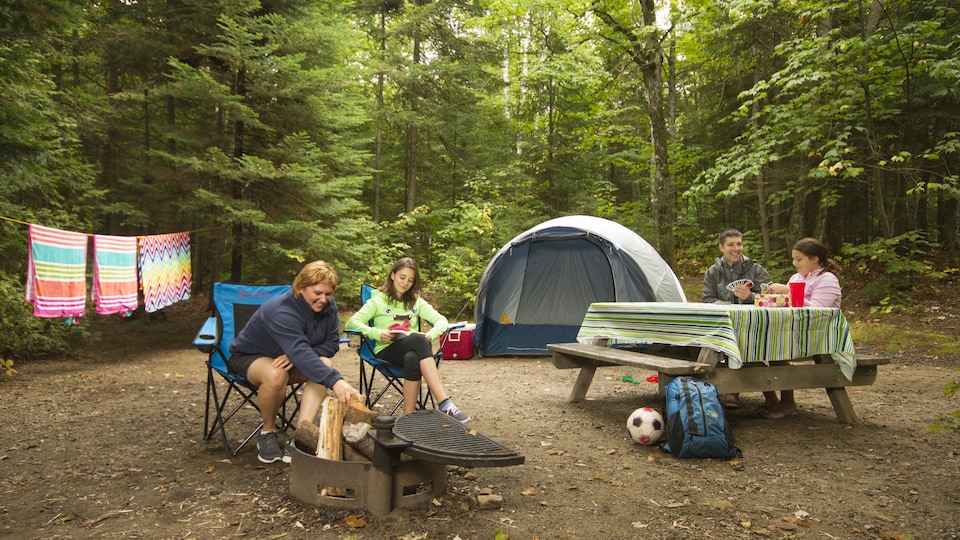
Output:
[{"xmin": 788, "ymin": 281, "xmax": 805, "ymax": 307}]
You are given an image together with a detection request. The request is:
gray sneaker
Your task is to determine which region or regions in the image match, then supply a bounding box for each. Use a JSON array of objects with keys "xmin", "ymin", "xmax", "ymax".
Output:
[
  {"xmin": 443, "ymin": 404, "xmax": 471, "ymax": 423},
  {"xmin": 257, "ymin": 430, "xmax": 284, "ymax": 464}
]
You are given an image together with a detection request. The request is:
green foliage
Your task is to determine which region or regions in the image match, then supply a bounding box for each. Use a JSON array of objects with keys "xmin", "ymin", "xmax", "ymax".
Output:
[
  {"xmin": 0, "ymin": 358, "xmax": 15, "ymax": 378},
  {"xmin": 926, "ymin": 374, "xmax": 959, "ymax": 433},
  {"xmin": 0, "ymin": 273, "xmax": 88, "ymax": 362},
  {"xmin": 840, "ymin": 232, "xmax": 953, "ymax": 307},
  {"xmin": 926, "ymin": 365, "xmax": 959, "ymax": 434}
]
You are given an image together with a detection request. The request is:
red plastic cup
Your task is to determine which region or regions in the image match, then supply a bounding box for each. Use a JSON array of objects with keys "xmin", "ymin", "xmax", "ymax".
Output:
[{"xmin": 789, "ymin": 281, "xmax": 806, "ymax": 307}]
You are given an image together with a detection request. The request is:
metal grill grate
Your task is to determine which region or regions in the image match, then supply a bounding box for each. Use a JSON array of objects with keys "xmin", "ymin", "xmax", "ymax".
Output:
[{"xmin": 392, "ymin": 410, "xmax": 525, "ymax": 467}]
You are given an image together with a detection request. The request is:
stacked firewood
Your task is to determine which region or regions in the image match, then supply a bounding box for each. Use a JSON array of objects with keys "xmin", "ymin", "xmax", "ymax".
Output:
[{"xmin": 293, "ymin": 395, "xmax": 376, "ymax": 462}]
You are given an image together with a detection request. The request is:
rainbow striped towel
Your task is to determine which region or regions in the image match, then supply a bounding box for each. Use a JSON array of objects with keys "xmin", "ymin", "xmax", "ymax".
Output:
[
  {"xmin": 92, "ymin": 234, "xmax": 139, "ymax": 315},
  {"xmin": 138, "ymin": 232, "xmax": 191, "ymax": 313},
  {"xmin": 25, "ymin": 224, "xmax": 89, "ymax": 318}
]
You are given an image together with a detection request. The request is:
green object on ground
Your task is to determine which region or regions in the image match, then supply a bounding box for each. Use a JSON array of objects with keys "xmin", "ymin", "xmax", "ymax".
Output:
[{"xmin": 621, "ymin": 375, "xmax": 640, "ymax": 384}]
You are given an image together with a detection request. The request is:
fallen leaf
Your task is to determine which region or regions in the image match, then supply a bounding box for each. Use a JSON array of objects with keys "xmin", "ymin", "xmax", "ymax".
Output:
[
  {"xmin": 204, "ymin": 465, "xmax": 214, "ymax": 473},
  {"xmin": 521, "ymin": 488, "xmax": 536, "ymax": 496},
  {"xmin": 344, "ymin": 514, "xmax": 367, "ymax": 528},
  {"xmin": 606, "ymin": 449, "xmax": 617, "ymax": 455},
  {"xmin": 769, "ymin": 519, "xmax": 798, "ymax": 531},
  {"xmin": 664, "ymin": 498, "xmax": 691, "ymax": 508},
  {"xmin": 875, "ymin": 514, "xmax": 895, "ymax": 522},
  {"xmin": 647, "ymin": 454, "xmax": 659, "ymax": 462}
]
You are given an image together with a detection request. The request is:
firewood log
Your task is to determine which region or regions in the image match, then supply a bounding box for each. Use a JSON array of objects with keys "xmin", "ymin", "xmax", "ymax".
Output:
[
  {"xmin": 318, "ymin": 396, "xmax": 344, "ymax": 460},
  {"xmin": 344, "ymin": 395, "xmax": 374, "ymax": 425},
  {"xmin": 293, "ymin": 420, "xmax": 320, "ymax": 455}
]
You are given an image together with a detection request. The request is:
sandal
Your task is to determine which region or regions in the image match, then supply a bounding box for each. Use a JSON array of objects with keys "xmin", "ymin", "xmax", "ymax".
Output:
[
  {"xmin": 761, "ymin": 408, "xmax": 798, "ymax": 420},
  {"xmin": 720, "ymin": 394, "xmax": 741, "ymax": 409},
  {"xmin": 754, "ymin": 402, "xmax": 779, "ymax": 416}
]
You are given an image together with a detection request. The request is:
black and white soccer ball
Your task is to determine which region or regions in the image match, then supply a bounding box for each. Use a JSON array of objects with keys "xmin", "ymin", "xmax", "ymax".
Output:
[{"xmin": 626, "ymin": 407, "xmax": 664, "ymax": 445}]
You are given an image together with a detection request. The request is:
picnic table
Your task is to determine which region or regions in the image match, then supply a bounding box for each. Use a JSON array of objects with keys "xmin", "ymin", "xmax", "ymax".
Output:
[{"xmin": 548, "ymin": 302, "xmax": 888, "ymax": 424}]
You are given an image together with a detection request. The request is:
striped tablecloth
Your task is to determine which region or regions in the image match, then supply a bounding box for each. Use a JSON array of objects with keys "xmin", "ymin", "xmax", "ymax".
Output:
[{"xmin": 576, "ymin": 302, "xmax": 856, "ymax": 380}]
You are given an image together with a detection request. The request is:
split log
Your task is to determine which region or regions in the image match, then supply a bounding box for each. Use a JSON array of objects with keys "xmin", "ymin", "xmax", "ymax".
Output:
[
  {"xmin": 343, "ymin": 421, "xmax": 375, "ymax": 461},
  {"xmin": 293, "ymin": 420, "xmax": 321, "ymax": 455},
  {"xmin": 342, "ymin": 444, "xmax": 369, "ymax": 462},
  {"xmin": 292, "ymin": 394, "xmax": 375, "ymax": 461},
  {"xmin": 318, "ymin": 396, "xmax": 344, "ymax": 460},
  {"xmin": 344, "ymin": 395, "xmax": 374, "ymax": 426}
]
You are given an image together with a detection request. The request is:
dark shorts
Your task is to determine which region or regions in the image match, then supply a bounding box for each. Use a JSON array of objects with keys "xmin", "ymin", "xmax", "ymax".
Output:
[{"xmin": 226, "ymin": 353, "xmax": 265, "ymax": 379}]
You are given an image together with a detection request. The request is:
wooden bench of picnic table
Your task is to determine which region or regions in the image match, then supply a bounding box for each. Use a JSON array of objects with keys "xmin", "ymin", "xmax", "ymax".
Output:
[{"xmin": 547, "ymin": 342, "xmax": 890, "ymax": 424}]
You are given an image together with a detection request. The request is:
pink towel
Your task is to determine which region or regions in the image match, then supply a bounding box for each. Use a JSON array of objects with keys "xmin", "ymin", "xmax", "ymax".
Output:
[
  {"xmin": 25, "ymin": 224, "xmax": 89, "ymax": 318},
  {"xmin": 92, "ymin": 235, "xmax": 139, "ymax": 315}
]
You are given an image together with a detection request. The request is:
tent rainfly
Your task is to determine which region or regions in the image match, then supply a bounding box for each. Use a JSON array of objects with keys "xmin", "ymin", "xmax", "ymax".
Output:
[{"xmin": 473, "ymin": 215, "xmax": 685, "ymax": 356}]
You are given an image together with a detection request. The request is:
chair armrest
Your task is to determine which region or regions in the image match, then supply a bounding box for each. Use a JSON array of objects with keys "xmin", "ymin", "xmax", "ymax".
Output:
[{"xmin": 194, "ymin": 316, "xmax": 218, "ymax": 353}]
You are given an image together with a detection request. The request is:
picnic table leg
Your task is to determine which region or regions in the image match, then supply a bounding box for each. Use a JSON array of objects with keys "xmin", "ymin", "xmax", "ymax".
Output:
[
  {"xmin": 568, "ymin": 360, "xmax": 599, "ymax": 403},
  {"xmin": 815, "ymin": 354, "xmax": 858, "ymax": 424}
]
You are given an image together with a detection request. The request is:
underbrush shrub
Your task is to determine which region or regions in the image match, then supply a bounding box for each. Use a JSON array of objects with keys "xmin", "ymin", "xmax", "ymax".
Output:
[
  {"xmin": 0, "ymin": 273, "xmax": 86, "ymax": 361},
  {"xmin": 840, "ymin": 232, "xmax": 952, "ymax": 307}
]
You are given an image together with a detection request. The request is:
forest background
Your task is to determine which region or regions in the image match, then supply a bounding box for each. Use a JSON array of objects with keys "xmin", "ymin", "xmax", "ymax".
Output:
[{"xmin": 0, "ymin": 0, "xmax": 958, "ymax": 362}]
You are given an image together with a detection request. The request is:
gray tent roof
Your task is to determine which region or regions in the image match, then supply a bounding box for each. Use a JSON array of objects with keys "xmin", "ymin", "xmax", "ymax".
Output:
[{"xmin": 485, "ymin": 215, "xmax": 685, "ymax": 303}]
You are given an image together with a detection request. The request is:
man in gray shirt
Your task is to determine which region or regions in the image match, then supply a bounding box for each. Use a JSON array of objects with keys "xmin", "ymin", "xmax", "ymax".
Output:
[{"xmin": 702, "ymin": 229, "xmax": 771, "ymax": 408}]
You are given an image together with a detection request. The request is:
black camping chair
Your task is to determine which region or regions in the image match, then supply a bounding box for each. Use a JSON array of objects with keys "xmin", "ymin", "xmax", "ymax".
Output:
[
  {"xmin": 345, "ymin": 284, "xmax": 461, "ymax": 415},
  {"xmin": 193, "ymin": 282, "xmax": 302, "ymax": 457}
]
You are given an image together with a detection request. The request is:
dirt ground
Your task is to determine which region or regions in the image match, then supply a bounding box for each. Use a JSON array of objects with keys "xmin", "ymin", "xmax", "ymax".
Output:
[{"xmin": 1, "ymin": 297, "xmax": 959, "ymax": 540}]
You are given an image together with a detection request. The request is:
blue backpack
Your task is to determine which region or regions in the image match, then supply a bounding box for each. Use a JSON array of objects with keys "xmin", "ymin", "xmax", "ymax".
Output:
[{"xmin": 662, "ymin": 377, "xmax": 741, "ymax": 459}]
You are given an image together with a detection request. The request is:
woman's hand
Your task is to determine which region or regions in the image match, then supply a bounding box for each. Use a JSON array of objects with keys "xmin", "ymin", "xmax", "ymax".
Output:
[
  {"xmin": 272, "ymin": 354, "xmax": 294, "ymax": 371},
  {"xmin": 331, "ymin": 379, "xmax": 361, "ymax": 403},
  {"xmin": 380, "ymin": 330, "xmax": 394, "ymax": 343}
]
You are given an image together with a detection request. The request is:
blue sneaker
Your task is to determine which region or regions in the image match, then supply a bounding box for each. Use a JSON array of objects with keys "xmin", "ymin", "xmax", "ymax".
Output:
[{"xmin": 443, "ymin": 404, "xmax": 471, "ymax": 423}]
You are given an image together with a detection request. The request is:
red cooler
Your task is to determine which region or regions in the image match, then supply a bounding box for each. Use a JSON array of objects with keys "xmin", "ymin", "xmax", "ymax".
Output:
[{"xmin": 442, "ymin": 324, "xmax": 476, "ymax": 360}]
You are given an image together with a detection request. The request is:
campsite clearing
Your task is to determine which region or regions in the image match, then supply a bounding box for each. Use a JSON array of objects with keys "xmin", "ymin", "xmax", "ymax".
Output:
[{"xmin": 1, "ymin": 294, "xmax": 958, "ymax": 539}]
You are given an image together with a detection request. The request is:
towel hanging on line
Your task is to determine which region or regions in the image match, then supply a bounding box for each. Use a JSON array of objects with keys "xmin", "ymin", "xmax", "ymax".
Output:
[{"xmin": 25, "ymin": 224, "xmax": 88, "ymax": 319}]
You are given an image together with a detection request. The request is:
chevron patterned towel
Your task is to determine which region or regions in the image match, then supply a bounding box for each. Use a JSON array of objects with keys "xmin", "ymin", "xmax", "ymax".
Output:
[
  {"xmin": 25, "ymin": 224, "xmax": 89, "ymax": 318},
  {"xmin": 137, "ymin": 232, "xmax": 193, "ymax": 313},
  {"xmin": 138, "ymin": 232, "xmax": 192, "ymax": 313},
  {"xmin": 92, "ymin": 234, "xmax": 139, "ymax": 315}
]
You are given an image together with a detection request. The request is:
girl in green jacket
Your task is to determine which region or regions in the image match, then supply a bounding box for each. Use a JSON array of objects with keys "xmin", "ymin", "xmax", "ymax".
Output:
[{"xmin": 346, "ymin": 257, "xmax": 470, "ymax": 422}]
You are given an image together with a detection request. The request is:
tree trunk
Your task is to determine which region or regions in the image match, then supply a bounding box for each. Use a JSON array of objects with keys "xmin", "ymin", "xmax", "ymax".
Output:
[
  {"xmin": 637, "ymin": 0, "xmax": 676, "ymax": 266},
  {"xmin": 593, "ymin": 3, "xmax": 676, "ymax": 266},
  {"xmin": 405, "ymin": 1, "xmax": 424, "ymax": 213}
]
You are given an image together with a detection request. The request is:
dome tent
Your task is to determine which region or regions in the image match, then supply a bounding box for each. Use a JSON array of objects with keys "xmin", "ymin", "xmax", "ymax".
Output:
[{"xmin": 474, "ymin": 215, "xmax": 685, "ymax": 356}]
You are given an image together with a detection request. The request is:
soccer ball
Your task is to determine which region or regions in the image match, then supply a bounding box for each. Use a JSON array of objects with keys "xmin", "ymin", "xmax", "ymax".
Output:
[{"xmin": 626, "ymin": 407, "xmax": 664, "ymax": 445}]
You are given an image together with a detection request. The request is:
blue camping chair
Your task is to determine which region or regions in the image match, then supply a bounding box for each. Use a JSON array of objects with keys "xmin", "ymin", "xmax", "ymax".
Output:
[
  {"xmin": 193, "ymin": 282, "xmax": 302, "ymax": 457},
  {"xmin": 345, "ymin": 284, "xmax": 461, "ymax": 415}
]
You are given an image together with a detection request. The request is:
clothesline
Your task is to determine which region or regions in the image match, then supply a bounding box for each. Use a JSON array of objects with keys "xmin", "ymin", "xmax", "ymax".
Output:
[
  {"xmin": 15, "ymin": 219, "xmax": 195, "ymax": 322},
  {"xmin": 0, "ymin": 214, "xmax": 220, "ymax": 236}
]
